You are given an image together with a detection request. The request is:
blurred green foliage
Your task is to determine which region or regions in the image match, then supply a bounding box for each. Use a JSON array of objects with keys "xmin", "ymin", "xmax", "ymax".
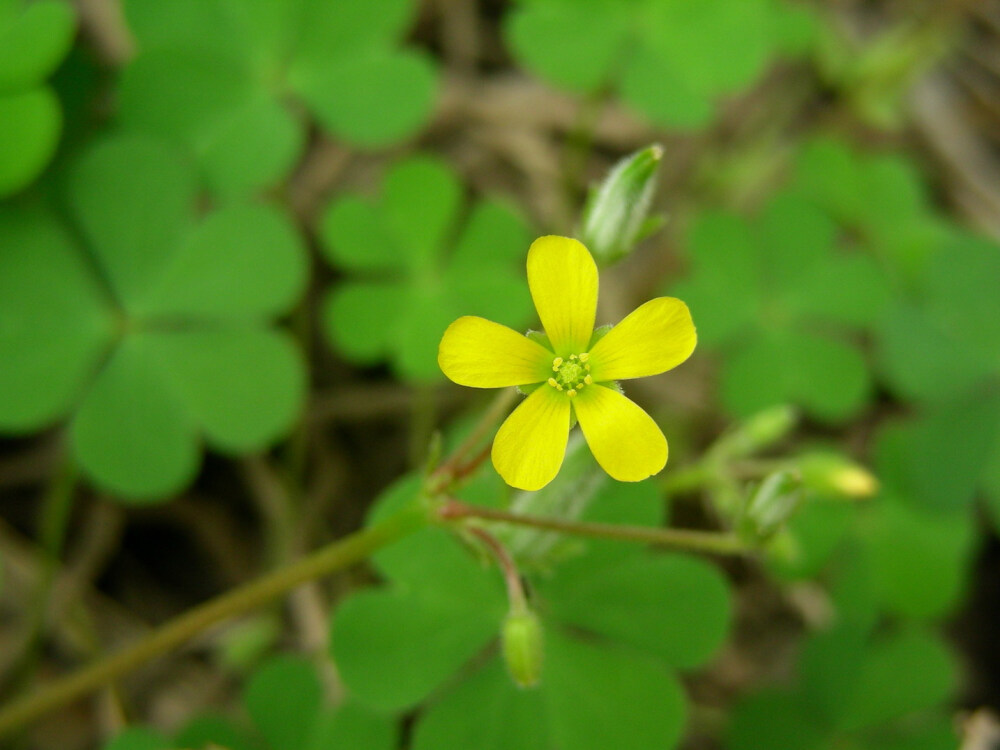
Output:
[
  {"xmin": 320, "ymin": 156, "xmax": 533, "ymax": 382},
  {"xmin": 119, "ymin": 0, "xmax": 436, "ymax": 198},
  {"xmin": 331, "ymin": 472, "xmax": 730, "ymax": 749},
  {"xmin": 0, "ymin": 136, "xmax": 306, "ymax": 499},
  {"xmin": 0, "ymin": 0, "xmax": 74, "ymax": 196},
  {"xmin": 1, "ymin": 0, "xmax": 995, "ymax": 747}
]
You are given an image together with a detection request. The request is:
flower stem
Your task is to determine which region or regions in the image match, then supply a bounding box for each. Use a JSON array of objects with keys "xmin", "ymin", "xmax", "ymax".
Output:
[
  {"xmin": 438, "ymin": 499, "xmax": 749, "ymax": 556},
  {"xmin": 0, "ymin": 501, "xmax": 431, "ymax": 739},
  {"xmin": 432, "ymin": 388, "xmax": 517, "ymax": 483},
  {"xmin": 466, "ymin": 526, "xmax": 528, "ymax": 613}
]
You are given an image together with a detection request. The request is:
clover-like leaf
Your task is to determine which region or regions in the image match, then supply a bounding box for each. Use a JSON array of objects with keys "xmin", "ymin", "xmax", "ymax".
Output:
[
  {"xmin": 244, "ymin": 655, "xmax": 323, "ymax": 750},
  {"xmin": 0, "ymin": 1, "xmax": 75, "ymax": 195},
  {"xmin": 675, "ymin": 190, "xmax": 885, "ymax": 424},
  {"xmin": 875, "ymin": 394, "xmax": 1000, "ymax": 514},
  {"xmin": 730, "ymin": 626, "xmax": 959, "ymax": 750},
  {"xmin": 0, "ymin": 206, "xmax": 113, "ymax": 432},
  {"xmin": 859, "ymin": 494, "xmax": 974, "ymax": 620},
  {"xmin": 1, "ymin": 135, "xmax": 308, "ymax": 501},
  {"xmin": 320, "ymin": 155, "xmax": 533, "ymax": 381},
  {"xmin": 121, "ymin": 0, "xmax": 437, "ymax": 197},
  {"xmin": 506, "ymin": 0, "xmax": 811, "ymax": 129},
  {"xmin": 545, "ymin": 552, "xmax": 731, "ymax": 669},
  {"xmin": 414, "ymin": 635, "xmax": 687, "ymax": 750},
  {"xmin": 331, "ymin": 472, "xmax": 729, "ymax": 746}
]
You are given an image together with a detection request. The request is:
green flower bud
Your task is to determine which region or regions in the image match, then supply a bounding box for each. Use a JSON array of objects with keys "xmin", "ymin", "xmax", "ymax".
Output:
[
  {"xmin": 581, "ymin": 144, "xmax": 664, "ymax": 265},
  {"xmin": 743, "ymin": 470, "xmax": 802, "ymax": 540},
  {"xmin": 798, "ymin": 452, "xmax": 878, "ymax": 499},
  {"xmin": 502, "ymin": 609, "xmax": 544, "ymax": 689}
]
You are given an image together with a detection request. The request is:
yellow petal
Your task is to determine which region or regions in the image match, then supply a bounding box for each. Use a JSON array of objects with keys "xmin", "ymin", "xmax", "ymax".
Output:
[
  {"xmin": 588, "ymin": 297, "xmax": 696, "ymax": 382},
  {"xmin": 439, "ymin": 316, "xmax": 552, "ymax": 388},
  {"xmin": 573, "ymin": 384, "xmax": 667, "ymax": 482},
  {"xmin": 492, "ymin": 386, "xmax": 571, "ymax": 491},
  {"xmin": 527, "ymin": 236, "xmax": 598, "ymax": 356}
]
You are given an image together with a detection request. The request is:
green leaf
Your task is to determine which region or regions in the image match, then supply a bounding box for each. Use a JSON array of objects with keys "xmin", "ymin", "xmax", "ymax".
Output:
[
  {"xmin": 292, "ymin": 50, "xmax": 436, "ymax": 148},
  {"xmin": 545, "ymin": 553, "xmax": 731, "ymax": 669},
  {"xmin": 320, "ymin": 195, "xmax": 401, "ymax": 273},
  {"xmin": 755, "ymin": 190, "xmax": 836, "ymax": 287},
  {"xmin": 861, "ymin": 495, "xmax": 974, "ymax": 619},
  {"xmin": 619, "ymin": 43, "xmax": 713, "ymax": 129},
  {"xmin": 766, "ymin": 498, "xmax": 854, "ymax": 580},
  {"xmin": 926, "ymin": 233, "xmax": 1000, "ymax": 362},
  {"xmin": 415, "ymin": 632, "xmax": 687, "ymax": 750},
  {"xmin": 322, "ymin": 281, "xmax": 406, "ymax": 365},
  {"xmin": 644, "ymin": 0, "xmax": 771, "ymax": 94},
  {"xmin": 141, "ymin": 204, "xmax": 307, "ymax": 319},
  {"xmin": 175, "ymin": 714, "xmax": 256, "ymax": 750},
  {"xmin": 382, "ymin": 155, "xmax": 462, "ymax": 271},
  {"xmin": 123, "ymin": 0, "xmax": 244, "ymax": 57},
  {"xmin": 307, "ymin": 703, "xmax": 399, "ymax": 750},
  {"xmin": 195, "ymin": 93, "xmax": 303, "ymax": 201},
  {"xmin": 411, "ymin": 657, "xmax": 548, "ymax": 750},
  {"xmin": 244, "ymin": 655, "xmax": 323, "ymax": 750},
  {"xmin": 800, "ymin": 624, "xmax": 867, "ymax": 726},
  {"xmin": 875, "ymin": 395, "xmax": 1000, "ymax": 513},
  {"xmin": 119, "ymin": 50, "xmax": 300, "ymax": 196},
  {"xmin": 71, "ymin": 336, "xmax": 200, "ymax": 501},
  {"xmin": 0, "ymin": 0, "xmax": 75, "ymax": 92},
  {"xmin": 331, "ymin": 586, "xmax": 500, "ymax": 712},
  {"xmin": 504, "ymin": 0, "xmax": 630, "ymax": 93},
  {"xmin": 543, "ymin": 631, "xmax": 687, "ymax": 750},
  {"xmin": 876, "ymin": 303, "xmax": 993, "ymax": 402},
  {"xmin": 294, "ymin": 0, "xmax": 415, "ymax": 66},
  {"xmin": 728, "ymin": 689, "xmax": 829, "ymax": 750},
  {"xmin": 784, "ymin": 254, "xmax": 891, "ymax": 329},
  {"xmin": 450, "ymin": 200, "xmax": 531, "ymax": 269},
  {"xmin": 721, "ymin": 330, "xmax": 870, "ymax": 423},
  {"xmin": 69, "ymin": 136, "xmax": 197, "ymax": 310},
  {"xmin": 393, "ymin": 283, "xmax": 462, "ymax": 381},
  {"xmin": 673, "ymin": 210, "xmax": 760, "ymax": 346},
  {"xmin": 837, "ymin": 629, "xmax": 957, "ymax": 732},
  {"xmin": 144, "ymin": 327, "xmax": 305, "ymax": 453},
  {"xmin": 333, "ymin": 475, "xmax": 506, "ymax": 710},
  {"xmin": 102, "ymin": 727, "xmax": 172, "ymax": 750},
  {"xmin": 0, "ymin": 206, "xmax": 113, "ymax": 431},
  {"xmin": 0, "ymin": 87, "xmax": 61, "ymax": 196}
]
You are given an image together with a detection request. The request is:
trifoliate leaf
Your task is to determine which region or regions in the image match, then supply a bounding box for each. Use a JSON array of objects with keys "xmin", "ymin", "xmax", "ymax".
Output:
[{"xmin": 244, "ymin": 655, "xmax": 323, "ymax": 750}]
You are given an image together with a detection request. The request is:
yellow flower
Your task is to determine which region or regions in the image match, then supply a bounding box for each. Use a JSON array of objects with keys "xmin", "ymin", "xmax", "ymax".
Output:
[{"xmin": 438, "ymin": 235, "xmax": 696, "ymax": 491}]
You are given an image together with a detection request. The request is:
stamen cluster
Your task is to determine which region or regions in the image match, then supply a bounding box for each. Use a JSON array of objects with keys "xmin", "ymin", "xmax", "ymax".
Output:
[{"xmin": 547, "ymin": 353, "xmax": 593, "ymax": 397}]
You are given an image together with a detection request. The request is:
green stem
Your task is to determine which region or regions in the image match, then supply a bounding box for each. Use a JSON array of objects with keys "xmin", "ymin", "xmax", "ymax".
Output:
[
  {"xmin": 0, "ymin": 501, "xmax": 431, "ymax": 739},
  {"xmin": 1, "ymin": 458, "xmax": 78, "ymax": 696},
  {"xmin": 439, "ymin": 499, "xmax": 748, "ymax": 556}
]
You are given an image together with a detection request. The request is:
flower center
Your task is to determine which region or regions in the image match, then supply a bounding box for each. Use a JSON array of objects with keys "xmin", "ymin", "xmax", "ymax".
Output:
[{"xmin": 547, "ymin": 353, "xmax": 592, "ymax": 397}]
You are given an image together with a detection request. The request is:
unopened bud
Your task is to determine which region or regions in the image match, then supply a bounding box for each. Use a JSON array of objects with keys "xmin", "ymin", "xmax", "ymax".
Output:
[
  {"xmin": 581, "ymin": 144, "xmax": 664, "ymax": 265},
  {"xmin": 798, "ymin": 453, "xmax": 878, "ymax": 499},
  {"xmin": 502, "ymin": 609, "xmax": 543, "ymax": 689},
  {"xmin": 743, "ymin": 470, "xmax": 802, "ymax": 540}
]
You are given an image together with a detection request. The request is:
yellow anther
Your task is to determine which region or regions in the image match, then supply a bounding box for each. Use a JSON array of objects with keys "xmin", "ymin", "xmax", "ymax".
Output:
[
  {"xmin": 584, "ymin": 364, "xmax": 591, "ymax": 371},
  {"xmin": 569, "ymin": 354, "xmax": 577, "ymax": 360},
  {"xmin": 552, "ymin": 357, "xmax": 563, "ymax": 370},
  {"xmin": 547, "ymin": 377, "xmax": 559, "ymax": 389},
  {"xmin": 578, "ymin": 352, "xmax": 589, "ymax": 362},
  {"xmin": 567, "ymin": 389, "xmax": 577, "ymax": 397},
  {"xmin": 584, "ymin": 374, "xmax": 593, "ymax": 385}
]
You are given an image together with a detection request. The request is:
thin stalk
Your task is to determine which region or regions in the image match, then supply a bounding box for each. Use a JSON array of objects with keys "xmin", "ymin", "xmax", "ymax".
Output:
[
  {"xmin": 439, "ymin": 499, "xmax": 748, "ymax": 556},
  {"xmin": 433, "ymin": 388, "xmax": 517, "ymax": 481},
  {"xmin": 466, "ymin": 526, "xmax": 527, "ymax": 613},
  {"xmin": 0, "ymin": 501, "xmax": 431, "ymax": 738},
  {"xmin": 1, "ymin": 458, "xmax": 78, "ymax": 695}
]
